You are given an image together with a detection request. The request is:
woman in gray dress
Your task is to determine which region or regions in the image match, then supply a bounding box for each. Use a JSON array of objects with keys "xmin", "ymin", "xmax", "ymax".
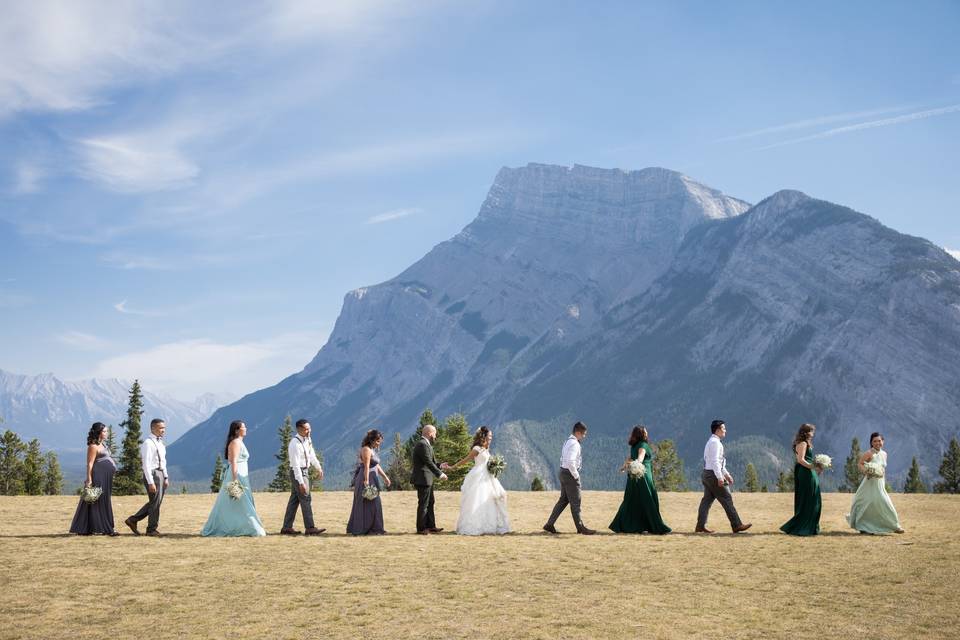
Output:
[
  {"xmin": 69, "ymin": 422, "xmax": 118, "ymax": 536},
  {"xmin": 346, "ymin": 429, "xmax": 391, "ymax": 535}
]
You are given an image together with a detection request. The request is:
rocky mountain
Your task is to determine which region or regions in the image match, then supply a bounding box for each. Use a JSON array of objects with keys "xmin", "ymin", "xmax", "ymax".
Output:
[
  {"xmin": 169, "ymin": 164, "xmax": 960, "ymax": 490},
  {"xmin": 0, "ymin": 369, "xmax": 231, "ymax": 462}
]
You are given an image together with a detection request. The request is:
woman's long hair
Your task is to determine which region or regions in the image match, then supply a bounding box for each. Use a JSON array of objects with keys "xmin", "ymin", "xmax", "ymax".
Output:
[
  {"xmin": 472, "ymin": 426, "xmax": 492, "ymax": 449},
  {"xmin": 224, "ymin": 420, "xmax": 244, "ymax": 459},
  {"xmin": 793, "ymin": 423, "xmax": 816, "ymax": 449},
  {"xmin": 628, "ymin": 425, "xmax": 648, "ymax": 446},
  {"xmin": 361, "ymin": 429, "xmax": 383, "ymax": 448},
  {"xmin": 87, "ymin": 422, "xmax": 107, "ymax": 446}
]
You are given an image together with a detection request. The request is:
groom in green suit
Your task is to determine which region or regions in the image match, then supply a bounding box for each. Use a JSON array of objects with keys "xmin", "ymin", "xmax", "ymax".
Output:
[{"xmin": 411, "ymin": 424, "xmax": 447, "ymax": 534}]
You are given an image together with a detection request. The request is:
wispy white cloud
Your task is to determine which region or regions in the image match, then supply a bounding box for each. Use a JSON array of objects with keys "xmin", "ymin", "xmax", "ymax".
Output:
[
  {"xmin": 78, "ymin": 134, "xmax": 199, "ymax": 193},
  {"xmin": 755, "ymin": 104, "xmax": 960, "ymax": 150},
  {"xmin": 715, "ymin": 106, "xmax": 914, "ymax": 143},
  {"xmin": 56, "ymin": 331, "xmax": 110, "ymax": 351},
  {"xmin": 113, "ymin": 300, "xmax": 166, "ymax": 317},
  {"xmin": 947, "ymin": 248, "xmax": 960, "ymax": 262},
  {"xmin": 366, "ymin": 207, "xmax": 423, "ymax": 225},
  {"xmin": 89, "ymin": 330, "xmax": 328, "ymax": 397}
]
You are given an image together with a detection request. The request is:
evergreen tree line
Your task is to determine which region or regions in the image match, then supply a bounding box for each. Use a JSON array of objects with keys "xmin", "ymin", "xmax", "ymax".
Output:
[{"xmin": 0, "ymin": 423, "xmax": 63, "ymax": 496}]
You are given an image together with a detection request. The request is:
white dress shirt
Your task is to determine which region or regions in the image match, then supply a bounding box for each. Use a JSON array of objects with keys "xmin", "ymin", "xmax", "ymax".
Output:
[
  {"xmin": 703, "ymin": 434, "xmax": 728, "ymax": 480},
  {"xmin": 289, "ymin": 434, "xmax": 323, "ymax": 485},
  {"xmin": 140, "ymin": 434, "xmax": 168, "ymax": 485},
  {"xmin": 560, "ymin": 435, "xmax": 583, "ymax": 481}
]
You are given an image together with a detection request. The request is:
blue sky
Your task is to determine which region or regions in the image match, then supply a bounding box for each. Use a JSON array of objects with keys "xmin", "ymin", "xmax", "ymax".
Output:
[{"xmin": 1, "ymin": 1, "xmax": 958, "ymax": 400}]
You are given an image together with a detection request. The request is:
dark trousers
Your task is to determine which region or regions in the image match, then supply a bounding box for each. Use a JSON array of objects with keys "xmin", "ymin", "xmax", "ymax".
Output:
[
  {"xmin": 696, "ymin": 470, "xmax": 743, "ymax": 530},
  {"xmin": 545, "ymin": 468, "xmax": 584, "ymax": 530},
  {"xmin": 130, "ymin": 469, "xmax": 165, "ymax": 533},
  {"xmin": 415, "ymin": 484, "xmax": 436, "ymax": 532},
  {"xmin": 282, "ymin": 468, "xmax": 315, "ymax": 530}
]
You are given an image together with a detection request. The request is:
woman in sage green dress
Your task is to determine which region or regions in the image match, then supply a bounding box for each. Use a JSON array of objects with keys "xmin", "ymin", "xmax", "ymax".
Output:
[
  {"xmin": 780, "ymin": 423, "xmax": 822, "ymax": 536},
  {"xmin": 846, "ymin": 432, "xmax": 904, "ymax": 534},
  {"xmin": 201, "ymin": 420, "xmax": 266, "ymax": 537},
  {"xmin": 609, "ymin": 426, "xmax": 671, "ymax": 534}
]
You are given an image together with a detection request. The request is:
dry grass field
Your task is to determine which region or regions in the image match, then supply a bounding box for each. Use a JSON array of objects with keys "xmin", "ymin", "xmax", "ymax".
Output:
[{"xmin": 1, "ymin": 491, "xmax": 958, "ymax": 639}]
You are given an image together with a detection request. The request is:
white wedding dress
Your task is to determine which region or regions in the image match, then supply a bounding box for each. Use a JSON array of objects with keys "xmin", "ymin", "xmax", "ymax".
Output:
[{"xmin": 456, "ymin": 446, "xmax": 512, "ymax": 535}]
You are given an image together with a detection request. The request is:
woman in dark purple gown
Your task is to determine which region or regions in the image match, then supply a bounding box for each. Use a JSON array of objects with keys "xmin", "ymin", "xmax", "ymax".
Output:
[
  {"xmin": 69, "ymin": 422, "xmax": 118, "ymax": 536},
  {"xmin": 346, "ymin": 429, "xmax": 392, "ymax": 535}
]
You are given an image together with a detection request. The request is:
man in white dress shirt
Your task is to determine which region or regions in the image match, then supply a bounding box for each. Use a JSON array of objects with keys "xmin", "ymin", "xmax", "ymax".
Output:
[
  {"xmin": 695, "ymin": 420, "xmax": 752, "ymax": 533},
  {"xmin": 124, "ymin": 418, "xmax": 169, "ymax": 536},
  {"xmin": 543, "ymin": 421, "xmax": 596, "ymax": 535},
  {"xmin": 280, "ymin": 419, "xmax": 326, "ymax": 535}
]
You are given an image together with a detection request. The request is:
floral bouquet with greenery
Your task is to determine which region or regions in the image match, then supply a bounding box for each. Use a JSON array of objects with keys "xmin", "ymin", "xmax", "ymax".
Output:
[
  {"xmin": 813, "ymin": 454, "xmax": 832, "ymax": 471},
  {"xmin": 80, "ymin": 485, "xmax": 102, "ymax": 503},
  {"xmin": 362, "ymin": 484, "xmax": 379, "ymax": 500},
  {"xmin": 487, "ymin": 454, "xmax": 506, "ymax": 478},
  {"xmin": 862, "ymin": 460, "xmax": 884, "ymax": 479},
  {"xmin": 226, "ymin": 479, "xmax": 244, "ymax": 500},
  {"xmin": 627, "ymin": 459, "xmax": 647, "ymax": 479}
]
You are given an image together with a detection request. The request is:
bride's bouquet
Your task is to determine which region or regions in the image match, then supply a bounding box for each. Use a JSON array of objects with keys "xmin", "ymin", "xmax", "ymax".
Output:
[
  {"xmin": 80, "ymin": 485, "xmax": 102, "ymax": 503},
  {"xmin": 362, "ymin": 484, "xmax": 379, "ymax": 500},
  {"xmin": 627, "ymin": 459, "xmax": 647, "ymax": 479},
  {"xmin": 862, "ymin": 460, "xmax": 884, "ymax": 479},
  {"xmin": 226, "ymin": 479, "xmax": 244, "ymax": 500},
  {"xmin": 487, "ymin": 454, "xmax": 506, "ymax": 478},
  {"xmin": 813, "ymin": 454, "xmax": 832, "ymax": 471}
]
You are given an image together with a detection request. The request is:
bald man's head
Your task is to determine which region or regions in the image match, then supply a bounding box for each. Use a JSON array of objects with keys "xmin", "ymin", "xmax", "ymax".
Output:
[{"xmin": 422, "ymin": 424, "xmax": 437, "ymax": 441}]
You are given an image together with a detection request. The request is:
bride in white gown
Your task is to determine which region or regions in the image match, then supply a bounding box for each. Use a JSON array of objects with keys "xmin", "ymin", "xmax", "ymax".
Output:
[{"xmin": 448, "ymin": 426, "xmax": 511, "ymax": 535}]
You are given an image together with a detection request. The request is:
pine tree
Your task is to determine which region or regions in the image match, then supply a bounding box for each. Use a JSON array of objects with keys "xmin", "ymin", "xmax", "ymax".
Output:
[
  {"xmin": 268, "ymin": 416, "xmax": 294, "ymax": 492},
  {"xmin": 744, "ymin": 463, "xmax": 760, "ymax": 493},
  {"xmin": 23, "ymin": 438, "xmax": 43, "ymax": 495},
  {"xmin": 934, "ymin": 438, "xmax": 960, "ymax": 494},
  {"xmin": 210, "ymin": 455, "xmax": 225, "ymax": 492},
  {"xmin": 531, "ymin": 476, "xmax": 545, "ymax": 491},
  {"xmin": 0, "ymin": 429, "xmax": 27, "ymax": 495},
  {"xmin": 903, "ymin": 456, "xmax": 927, "ymax": 493},
  {"xmin": 842, "ymin": 437, "xmax": 862, "ymax": 492},
  {"xmin": 105, "ymin": 424, "xmax": 117, "ymax": 455},
  {"xmin": 385, "ymin": 433, "xmax": 412, "ymax": 490},
  {"xmin": 652, "ymin": 439, "xmax": 687, "ymax": 491},
  {"xmin": 776, "ymin": 469, "xmax": 794, "ymax": 492},
  {"xmin": 760, "ymin": 485, "xmax": 768, "ymax": 493},
  {"xmin": 434, "ymin": 413, "xmax": 472, "ymax": 490},
  {"xmin": 114, "ymin": 380, "xmax": 146, "ymax": 495},
  {"xmin": 42, "ymin": 451, "xmax": 63, "ymax": 495}
]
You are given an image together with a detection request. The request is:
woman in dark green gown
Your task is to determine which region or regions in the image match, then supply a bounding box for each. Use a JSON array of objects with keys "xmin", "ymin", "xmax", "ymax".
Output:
[
  {"xmin": 780, "ymin": 423, "xmax": 822, "ymax": 536},
  {"xmin": 609, "ymin": 425, "xmax": 671, "ymax": 534}
]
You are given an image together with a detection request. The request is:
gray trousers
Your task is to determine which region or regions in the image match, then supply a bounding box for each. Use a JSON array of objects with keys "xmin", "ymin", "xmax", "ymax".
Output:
[
  {"xmin": 696, "ymin": 470, "xmax": 742, "ymax": 530},
  {"xmin": 545, "ymin": 468, "xmax": 584, "ymax": 529},
  {"xmin": 130, "ymin": 469, "xmax": 165, "ymax": 533},
  {"xmin": 282, "ymin": 468, "xmax": 315, "ymax": 530}
]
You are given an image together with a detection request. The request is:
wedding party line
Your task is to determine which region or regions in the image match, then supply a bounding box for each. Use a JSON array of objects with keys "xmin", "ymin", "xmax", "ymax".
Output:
[{"xmin": 69, "ymin": 417, "xmax": 906, "ymax": 538}]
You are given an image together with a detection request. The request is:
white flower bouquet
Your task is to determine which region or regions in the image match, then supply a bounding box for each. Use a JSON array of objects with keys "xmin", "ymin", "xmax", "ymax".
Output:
[
  {"xmin": 362, "ymin": 484, "xmax": 379, "ymax": 500},
  {"xmin": 813, "ymin": 454, "xmax": 832, "ymax": 471},
  {"xmin": 862, "ymin": 460, "xmax": 884, "ymax": 479},
  {"xmin": 487, "ymin": 454, "xmax": 506, "ymax": 478},
  {"xmin": 226, "ymin": 479, "xmax": 244, "ymax": 500},
  {"xmin": 627, "ymin": 459, "xmax": 647, "ymax": 479},
  {"xmin": 80, "ymin": 485, "xmax": 102, "ymax": 503}
]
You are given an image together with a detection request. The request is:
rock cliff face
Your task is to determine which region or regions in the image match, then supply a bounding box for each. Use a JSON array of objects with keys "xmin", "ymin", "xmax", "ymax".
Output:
[{"xmin": 169, "ymin": 164, "xmax": 960, "ymax": 489}]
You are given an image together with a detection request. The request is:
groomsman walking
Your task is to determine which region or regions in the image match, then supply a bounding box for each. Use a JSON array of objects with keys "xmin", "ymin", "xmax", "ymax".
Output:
[
  {"xmin": 280, "ymin": 419, "xmax": 326, "ymax": 535},
  {"xmin": 543, "ymin": 421, "xmax": 596, "ymax": 535},
  {"xmin": 124, "ymin": 418, "xmax": 169, "ymax": 536},
  {"xmin": 696, "ymin": 420, "xmax": 752, "ymax": 533}
]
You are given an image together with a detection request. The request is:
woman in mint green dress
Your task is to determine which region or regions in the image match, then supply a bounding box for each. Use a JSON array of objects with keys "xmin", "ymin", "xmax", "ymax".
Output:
[
  {"xmin": 609, "ymin": 426, "xmax": 671, "ymax": 534},
  {"xmin": 202, "ymin": 420, "xmax": 266, "ymax": 537},
  {"xmin": 847, "ymin": 432, "xmax": 904, "ymax": 535},
  {"xmin": 780, "ymin": 423, "xmax": 822, "ymax": 536}
]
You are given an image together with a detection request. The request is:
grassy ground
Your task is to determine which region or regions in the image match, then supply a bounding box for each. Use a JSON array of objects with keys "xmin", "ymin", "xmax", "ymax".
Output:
[{"xmin": 0, "ymin": 491, "xmax": 957, "ymax": 639}]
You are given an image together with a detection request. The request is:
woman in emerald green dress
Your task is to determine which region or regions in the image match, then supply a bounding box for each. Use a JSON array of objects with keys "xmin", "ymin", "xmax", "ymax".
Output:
[
  {"xmin": 846, "ymin": 432, "xmax": 904, "ymax": 534},
  {"xmin": 780, "ymin": 423, "xmax": 822, "ymax": 536},
  {"xmin": 609, "ymin": 426, "xmax": 671, "ymax": 534}
]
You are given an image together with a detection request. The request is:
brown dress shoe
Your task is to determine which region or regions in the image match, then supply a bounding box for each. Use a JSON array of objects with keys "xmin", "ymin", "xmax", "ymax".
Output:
[
  {"xmin": 304, "ymin": 527, "xmax": 326, "ymax": 536},
  {"xmin": 577, "ymin": 527, "xmax": 596, "ymax": 535},
  {"xmin": 145, "ymin": 530, "xmax": 162, "ymax": 537},
  {"xmin": 732, "ymin": 523, "xmax": 752, "ymax": 533},
  {"xmin": 124, "ymin": 517, "xmax": 140, "ymax": 536},
  {"xmin": 695, "ymin": 527, "xmax": 714, "ymax": 533},
  {"xmin": 428, "ymin": 527, "xmax": 444, "ymax": 533},
  {"xmin": 542, "ymin": 524, "xmax": 559, "ymax": 534},
  {"xmin": 279, "ymin": 528, "xmax": 302, "ymax": 535}
]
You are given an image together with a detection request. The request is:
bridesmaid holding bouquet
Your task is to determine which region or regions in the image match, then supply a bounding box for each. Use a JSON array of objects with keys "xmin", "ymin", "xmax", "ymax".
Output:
[
  {"xmin": 846, "ymin": 432, "xmax": 904, "ymax": 534},
  {"xmin": 201, "ymin": 421, "xmax": 266, "ymax": 537},
  {"xmin": 780, "ymin": 423, "xmax": 822, "ymax": 536},
  {"xmin": 609, "ymin": 425, "xmax": 671, "ymax": 534}
]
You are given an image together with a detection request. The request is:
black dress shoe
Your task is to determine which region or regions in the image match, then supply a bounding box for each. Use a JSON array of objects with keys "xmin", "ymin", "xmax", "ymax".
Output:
[
  {"xmin": 542, "ymin": 524, "xmax": 559, "ymax": 534},
  {"xmin": 577, "ymin": 527, "xmax": 597, "ymax": 535},
  {"xmin": 124, "ymin": 517, "xmax": 139, "ymax": 536},
  {"xmin": 428, "ymin": 527, "xmax": 444, "ymax": 533},
  {"xmin": 280, "ymin": 528, "xmax": 302, "ymax": 535}
]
